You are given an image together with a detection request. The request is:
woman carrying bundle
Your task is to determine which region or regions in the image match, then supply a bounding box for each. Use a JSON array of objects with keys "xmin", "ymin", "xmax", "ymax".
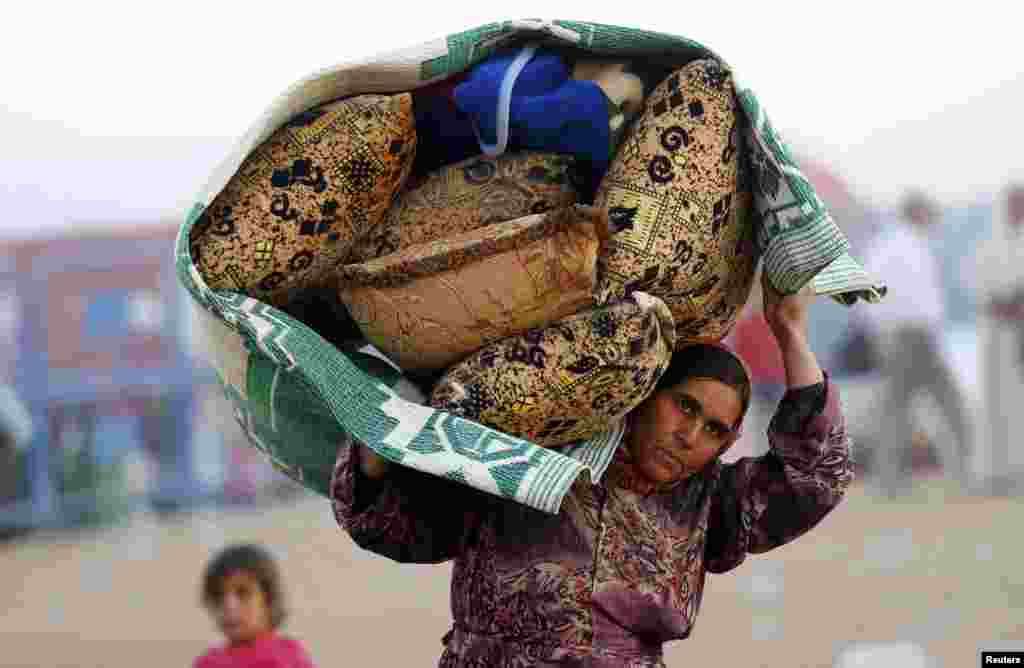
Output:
[{"xmin": 331, "ymin": 274, "xmax": 852, "ymax": 668}]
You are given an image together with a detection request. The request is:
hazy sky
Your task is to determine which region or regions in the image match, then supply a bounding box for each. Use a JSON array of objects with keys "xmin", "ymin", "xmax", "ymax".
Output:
[{"xmin": 2, "ymin": 0, "xmax": 1022, "ymax": 236}]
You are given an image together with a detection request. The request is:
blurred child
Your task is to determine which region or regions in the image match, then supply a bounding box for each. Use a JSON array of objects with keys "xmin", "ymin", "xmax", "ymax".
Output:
[{"xmin": 195, "ymin": 544, "xmax": 315, "ymax": 668}]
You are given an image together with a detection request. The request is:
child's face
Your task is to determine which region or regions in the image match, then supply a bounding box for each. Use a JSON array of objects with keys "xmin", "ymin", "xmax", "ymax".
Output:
[{"xmin": 210, "ymin": 570, "xmax": 272, "ymax": 645}]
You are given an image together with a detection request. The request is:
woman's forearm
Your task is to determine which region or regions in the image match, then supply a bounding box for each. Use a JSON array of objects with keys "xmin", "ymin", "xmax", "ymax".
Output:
[
  {"xmin": 759, "ymin": 275, "xmax": 822, "ymax": 389},
  {"xmin": 775, "ymin": 329, "xmax": 825, "ymax": 389}
]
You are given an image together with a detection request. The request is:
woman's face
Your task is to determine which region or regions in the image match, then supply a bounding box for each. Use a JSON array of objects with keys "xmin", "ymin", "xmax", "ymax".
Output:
[
  {"xmin": 628, "ymin": 377, "xmax": 743, "ymax": 485},
  {"xmin": 210, "ymin": 570, "xmax": 272, "ymax": 645}
]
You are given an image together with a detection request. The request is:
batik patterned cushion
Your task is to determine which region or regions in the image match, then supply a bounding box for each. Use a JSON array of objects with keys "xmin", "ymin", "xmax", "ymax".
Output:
[
  {"xmin": 350, "ymin": 152, "xmax": 580, "ymax": 262},
  {"xmin": 594, "ymin": 59, "xmax": 757, "ymax": 344},
  {"xmin": 189, "ymin": 93, "xmax": 417, "ymax": 307},
  {"xmin": 338, "ymin": 206, "xmax": 601, "ymax": 372},
  {"xmin": 430, "ymin": 291, "xmax": 675, "ymax": 447}
]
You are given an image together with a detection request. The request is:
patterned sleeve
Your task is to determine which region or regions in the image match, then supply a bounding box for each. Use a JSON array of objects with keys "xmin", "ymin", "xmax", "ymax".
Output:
[
  {"xmin": 330, "ymin": 437, "xmax": 484, "ymax": 564},
  {"xmin": 704, "ymin": 377, "xmax": 854, "ymax": 574}
]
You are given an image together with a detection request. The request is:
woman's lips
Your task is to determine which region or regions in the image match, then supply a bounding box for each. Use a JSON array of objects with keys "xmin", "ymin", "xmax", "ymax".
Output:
[{"xmin": 653, "ymin": 447, "xmax": 684, "ymax": 473}]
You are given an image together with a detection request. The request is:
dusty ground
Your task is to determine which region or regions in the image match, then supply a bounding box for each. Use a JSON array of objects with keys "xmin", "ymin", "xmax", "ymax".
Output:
[{"xmin": 1, "ymin": 475, "xmax": 1020, "ymax": 668}]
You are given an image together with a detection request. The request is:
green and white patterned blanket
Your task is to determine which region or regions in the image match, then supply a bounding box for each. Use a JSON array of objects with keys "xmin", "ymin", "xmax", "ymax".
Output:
[{"xmin": 175, "ymin": 19, "xmax": 885, "ymax": 514}]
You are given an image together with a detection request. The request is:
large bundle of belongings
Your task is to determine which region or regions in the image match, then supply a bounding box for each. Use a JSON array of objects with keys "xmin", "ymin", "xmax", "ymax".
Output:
[{"xmin": 178, "ymin": 19, "xmax": 885, "ymax": 514}]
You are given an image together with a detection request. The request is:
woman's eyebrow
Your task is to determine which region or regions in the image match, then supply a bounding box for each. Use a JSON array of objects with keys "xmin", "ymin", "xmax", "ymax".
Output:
[{"xmin": 676, "ymin": 392, "xmax": 702, "ymax": 409}]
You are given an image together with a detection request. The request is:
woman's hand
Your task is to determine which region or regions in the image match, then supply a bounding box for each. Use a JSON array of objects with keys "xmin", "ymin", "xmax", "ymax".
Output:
[{"xmin": 761, "ymin": 274, "xmax": 824, "ymax": 389}]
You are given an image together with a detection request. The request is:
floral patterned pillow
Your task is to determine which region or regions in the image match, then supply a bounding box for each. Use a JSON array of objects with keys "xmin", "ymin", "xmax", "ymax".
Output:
[
  {"xmin": 430, "ymin": 291, "xmax": 675, "ymax": 447},
  {"xmin": 189, "ymin": 93, "xmax": 417, "ymax": 307},
  {"xmin": 594, "ymin": 59, "xmax": 757, "ymax": 344},
  {"xmin": 350, "ymin": 152, "xmax": 580, "ymax": 262},
  {"xmin": 337, "ymin": 206, "xmax": 601, "ymax": 372}
]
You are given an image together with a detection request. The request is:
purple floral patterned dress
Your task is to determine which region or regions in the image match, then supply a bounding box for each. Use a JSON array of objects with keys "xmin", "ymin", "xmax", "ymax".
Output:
[{"xmin": 331, "ymin": 380, "xmax": 853, "ymax": 667}]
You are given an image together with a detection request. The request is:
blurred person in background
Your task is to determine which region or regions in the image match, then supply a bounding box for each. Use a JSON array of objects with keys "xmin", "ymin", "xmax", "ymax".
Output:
[
  {"xmin": 196, "ymin": 543, "xmax": 316, "ymax": 668},
  {"xmin": 972, "ymin": 183, "xmax": 1024, "ymax": 496},
  {"xmin": 859, "ymin": 190, "xmax": 971, "ymax": 496}
]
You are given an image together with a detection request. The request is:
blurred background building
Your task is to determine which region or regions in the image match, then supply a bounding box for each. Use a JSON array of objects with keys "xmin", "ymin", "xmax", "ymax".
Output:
[{"xmin": 0, "ymin": 224, "xmax": 294, "ymax": 536}]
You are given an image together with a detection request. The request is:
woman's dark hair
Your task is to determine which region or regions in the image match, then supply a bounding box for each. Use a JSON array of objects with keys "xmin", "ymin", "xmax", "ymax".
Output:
[
  {"xmin": 655, "ymin": 343, "xmax": 752, "ymax": 425},
  {"xmin": 201, "ymin": 543, "xmax": 286, "ymax": 629}
]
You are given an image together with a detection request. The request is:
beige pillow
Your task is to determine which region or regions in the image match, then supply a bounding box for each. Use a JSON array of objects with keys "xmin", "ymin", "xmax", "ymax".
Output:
[
  {"xmin": 337, "ymin": 206, "xmax": 601, "ymax": 372},
  {"xmin": 430, "ymin": 291, "xmax": 675, "ymax": 446},
  {"xmin": 350, "ymin": 152, "xmax": 580, "ymax": 262},
  {"xmin": 189, "ymin": 94, "xmax": 417, "ymax": 307},
  {"xmin": 571, "ymin": 59, "xmax": 647, "ymax": 147},
  {"xmin": 594, "ymin": 59, "xmax": 756, "ymax": 344}
]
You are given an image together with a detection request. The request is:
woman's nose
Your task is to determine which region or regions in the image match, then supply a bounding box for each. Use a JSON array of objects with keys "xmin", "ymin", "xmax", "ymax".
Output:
[{"xmin": 677, "ymin": 417, "xmax": 702, "ymax": 445}]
